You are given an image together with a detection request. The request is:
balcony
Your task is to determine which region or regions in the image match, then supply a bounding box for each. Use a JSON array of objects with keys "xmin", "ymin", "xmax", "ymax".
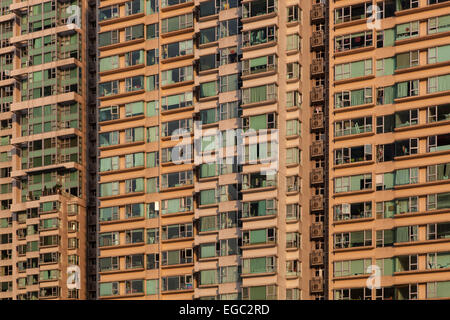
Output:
[
  {"xmin": 311, "ymin": 4, "xmax": 325, "ymax": 23},
  {"xmin": 311, "ymin": 140, "xmax": 324, "ymax": 158},
  {"xmin": 310, "ymin": 250, "xmax": 324, "ymax": 266},
  {"xmin": 311, "ymin": 58, "xmax": 324, "ymax": 77},
  {"xmin": 310, "ymin": 167, "xmax": 324, "ymax": 184},
  {"xmin": 310, "ymin": 277, "xmax": 324, "ymax": 293},
  {"xmin": 310, "ymin": 222, "xmax": 324, "ymax": 239},
  {"xmin": 310, "ymin": 86, "xmax": 324, "ymax": 104},
  {"xmin": 310, "ymin": 195, "xmax": 324, "ymax": 212},
  {"xmin": 311, "ymin": 112, "xmax": 324, "ymax": 131},
  {"xmin": 311, "ymin": 30, "xmax": 325, "ymax": 50}
]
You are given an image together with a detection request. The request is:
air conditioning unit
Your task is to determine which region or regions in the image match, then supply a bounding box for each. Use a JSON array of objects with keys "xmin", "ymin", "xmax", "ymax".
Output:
[
  {"xmin": 311, "ymin": 167, "xmax": 324, "ymax": 184},
  {"xmin": 310, "ymin": 222, "xmax": 324, "ymax": 239},
  {"xmin": 310, "ymin": 195, "xmax": 324, "ymax": 212},
  {"xmin": 310, "ymin": 250, "xmax": 324, "ymax": 266},
  {"xmin": 310, "ymin": 277, "xmax": 324, "ymax": 293}
]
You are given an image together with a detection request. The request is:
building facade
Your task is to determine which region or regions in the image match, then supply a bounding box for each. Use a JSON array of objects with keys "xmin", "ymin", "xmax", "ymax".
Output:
[
  {"xmin": 0, "ymin": 0, "xmax": 97, "ymax": 300},
  {"xmin": 328, "ymin": 0, "xmax": 450, "ymax": 300},
  {"xmin": 96, "ymin": 0, "xmax": 327, "ymax": 300}
]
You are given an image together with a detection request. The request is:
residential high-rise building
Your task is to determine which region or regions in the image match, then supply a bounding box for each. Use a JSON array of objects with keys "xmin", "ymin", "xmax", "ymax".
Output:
[
  {"xmin": 328, "ymin": 0, "xmax": 450, "ymax": 300},
  {"xmin": 96, "ymin": 0, "xmax": 328, "ymax": 300},
  {"xmin": 0, "ymin": 0, "xmax": 97, "ymax": 300},
  {"xmin": 3, "ymin": 0, "xmax": 450, "ymax": 302}
]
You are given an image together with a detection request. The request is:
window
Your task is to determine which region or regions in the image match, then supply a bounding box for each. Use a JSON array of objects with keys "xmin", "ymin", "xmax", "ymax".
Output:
[
  {"xmin": 242, "ymin": 84, "xmax": 277, "ymax": 105},
  {"xmin": 335, "ymin": 2, "xmax": 370, "ymax": 24},
  {"xmin": 395, "ymin": 109, "xmax": 418, "ymax": 128},
  {"xmin": 99, "ymin": 182, "xmax": 119, "ymax": 197},
  {"xmin": 286, "ymin": 33, "xmax": 300, "ymax": 51},
  {"xmin": 162, "ymin": 223, "xmax": 193, "ymax": 240},
  {"xmin": 334, "ymin": 145, "xmax": 372, "ymax": 165},
  {"xmin": 428, "ymin": 14, "xmax": 450, "ymax": 34},
  {"xmin": 217, "ymin": 74, "xmax": 237, "ymax": 93},
  {"xmin": 99, "ymin": 207, "xmax": 119, "ymax": 222},
  {"xmin": 125, "ymin": 127, "xmax": 144, "ymax": 143},
  {"xmin": 376, "ymin": 115, "xmax": 394, "ymax": 134},
  {"xmin": 287, "ymin": 5, "xmax": 299, "ymax": 22},
  {"xmin": 219, "ymin": 18, "xmax": 238, "ymax": 38},
  {"xmin": 162, "ymin": 248, "xmax": 192, "ymax": 265},
  {"xmin": 161, "ymin": 170, "xmax": 193, "ymax": 189},
  {"xmin": 98, "ymin": 30, "xmax": 119, "ymax": 47},
  {"xmin": 99, "ymin": 5, "xmax": 119, "ymax": 21},
  {"xmin": 161, "ymin": 118, "xmax": 192, "ymax": 137},
  {"xmin": 335, "ymin": 31, "xmax": 373, "ymax": 52},
  {"xmin": 99, "ymin": 232, "xmax": 119, "ymax": 247},
  {"xmin": 335, "ymin": 59, "xmax": 372, "ymax": 80},
  {"xmin": 199, "ymin": 0, "xmax": 219, "ymax": 17},
  {"xmin": 427, "ymin": 104, "xmax": 450, "ymax": 123},
  {"xmin": 99, "ymin": 55, "xmax": 119, "ymax": 72},
  {"xmin": 334, "ymin": 202, "xmax": 372, "ymax": 221},
  {"xmin": 396, "ymin": 80, "xmax": 419, "ymax": 98},
  {"xmin": 125, "ymin": 178, "xmax": 144, "ymax": 193},
  {"xmin": 146, "ymin": 23, "xmax": 159, "ymax": 39},
  {"xmin": 286, "ymin": 91, "xmax": 302, "ymax": 108},
  {"xmin": 99, "ymin": 105, "xmax": 119, "ymax": 122},
  {"xmin": 219, "ymin": 46, "xmax": 238, "ymax": 65},
  {"xmin": 428, "ymin": 74, "xmax": 450, "ymax": 93},
  {"xmin": 162, "ymin": 274, "xmax": 192, "ymax": 291},
  {"xmin": 242, "ymin": 285, "xmax": 277, "ymax": 300},
  {"xmin": 242, "ymin": 26, "xmax": 277, "ymax": 48},
  {"xmin": 335, "ymin": 117, "xmax": 372, "ymax": 137},
  {"xmin": 243, "ymin": 0, "xmax": 276, "ymax": 18},
  {"xmin": 99, "ymin": 81, "xmax": 118, "ymax": 97},
  {"xmin": 396, "ymin": 50, "xmax": 419, "ymax": 69},
  {"xmin": 161, "ymin": 66, "xmax": 193, "ymax": 86},
  {"xmin": 427, "ymin": 192, "xmax": 450, "ymax": 211},
  {"xmin": 243, "ymin": 228, "xmax": 276, "ymax": 245},
  {"xmin": 334, "ymin": 259, "xmax": 371, "ymax": 277},
  {"xmin": 99, "ymin": 156, "xmax": 119, "ymax": 172},
  {"xmin": 396, "ymin": 225, "xmax": 418, "ymax": 242},
  {"xmin": 376, "ymin": 86, "xmax": 395, "ymax": 105},
  {"xmin": 125, "ymin": 76, "xmax": 144, "ymax": 92},
  {"xmin": 376, "ymin": 57, "xmax": 395, "ymax": 76},
  {"xmin": 286, "ymin": 62, "xmax": 300, "ymax": 80},
  {"xmin": 427, "ymin": 162, "xmax": 450, "ymax": 182},
  {"xmin": 162, "ymin": 40, "xmax": 193, "ymax": 60},
  {"xmin": 125, "ymin": 24, "xmax": 144, "ymax": 41},
  {"xmin": 395, "ymin": 138, "xmax": 418, "ymax": 156},
  {"xmin": 242, "ymin": 256, "xmax": 276, "ymax": 274},
  {"xmin": 242, "ymin": 199, "xmax": 277, "ymax": 218},
  {"xmin": 427, "ymin": 134, "xmax": 450, "ymax": 153},
  {"xmin": 334, "ymin": 174, "xmax": 372, "ymax": 193},
  {"xmin": 161, "ymin": 13, "xmax": 193, "ymax": 34},
  {"xmin": 334, "ymin": 230, "xmax": 372, "ymax": 248},
  {"xmin": 396, "ymin": 21, "xmax": 419, "ymax": 40},
  {"xmin": 428, "ymin": 44, "xmax": 450, "ymax": 64},
  {"xmin": 427, "ymin": 252, "xmax": 450, "ymax": 270}
]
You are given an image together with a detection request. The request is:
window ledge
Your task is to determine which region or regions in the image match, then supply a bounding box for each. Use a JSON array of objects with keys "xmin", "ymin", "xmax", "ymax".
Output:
[
  {"xmin": 160, "ymin": 132, "xmax": 193, "ymax": 141},
  {"xmin": 160, "ymin": 27, "xmax": 194, "ymax": 39},
  {"xmin": 161, "ymin": 262, "xmax": 194, "ymax": 270},
  {"xmin": 333, "ymin": 274, "xmax": 369, "ymax": 281},
  {"xmin": 99, "ymin": 216, "xmax": 145, "ymax": 226},
  {"xmin": 99, "ymin": 63, "xmax": 144, "ymax": 76},
  {"xmin": 160, "ymin": 184, "xmax": 194, "ymax": 193},
  {"xmin": 198, "ymin": 41, "xmax": 219, "ymax": 49},
  {"xmin": 333, "ymin": 160, "xmax": 375, "ymax": 170},
  {"xmin": 241, "ymin": 12, "xmax": 277, "ymax": 24},
  {"xmin": 394, "ymin": 148, "xmax": 450, "ymax": 162},
  {"xmin": 334, "ymin": 74, "xmax": 375, "ymax": 86},
  {"xmin": 197, "ymin": 203, "xmax": 219, "ymax": 209},
  {"xmin": 99, "ymin": 191, "xmax": 145, "ymax": 201},
  {"xmin": 333, "ymin": 217, "xmax": 374, "ymax": 226},
  {"xmin": 98, "ymin": 268, "xmax": 144, "ymax": 276},
  {"xmin": 98, "ymin": 38, "xmax": 145, "ymax": 52},
  {"xmin": 98, "ymin": 89, "xmax": 145, "ymax": 101},
  {"xmin": 99, "ymin": 115, "xmax": 145, "ymax": 126},
  {"xmin": 240, "ymin": 243, "xmax": 276, "ymax": 250},
  {"xmin": 395, "ymin": 30, "xmax": 450, "ymax": 47},
  {"xmin": 333, "ymin": 189, "xmax": 373, "ymax": 198},
  {"xmin": 198, "ymin": 176, "xmax": 219, "ymax": 183},
  {"xmin": 161, "ymin": 237, "xmax": 194, "ymax": 244},
  {"xmin": 198, "ymin": 14, "xmax": 219, "ymax": 22},
  {"xmin": 394, "ymin": 119, "xmax": 450, "ymax": 133},
  {"xmin": 333, "ymin": 102, "xmax": 375, "ymax": 114},
  {"xmin": 160, "ymin": 1, "xmax": 194, "ymax": 12},
  {"xmin": 241, "ymin": 271, "xmax": 276, "ymax": 278},
  {"xmin": 394, "ymin": 208, "xmax": 450, "ymax": 219},
  {"xmin": 99, "ymin": 140, "xmax": 145, "ymax": 151},
  {"xmin": 161, "ymin": 210, "xmax": 194, "ymax": 218},
  {"xmin": 160, "ymin": 79, "xmax": 194, "ymax": 90},
  {"xmin": 198, "ymin": 230, "xmax": 219, "ymax": 236},
  {"xmin": 99, "ymin": 165, "xmax": 145, "ymax": 176},
  {"xmin": 333, "ymin": 18, "xmax": 368, "ymax": 30},
  {"xmin": 198, "ymin": 95, "xmax": 219, "ymax": 102},
  {"xmin": 161, "ymin": 54, "xmax": 195, "ymax": 64},
  {"xmin": 286, "ymin": 247, "xmax": 299, "ymax": 252},
  {"xmin": 395, "ymin": 60, "xmax": 450, "ymax": 75},
  {"xmin": 395, "ymin": 267, "xmax": 450, "ymax": 277},
  {"xmin": 240, "ymin": 214, "xmax": 276, "ymax": 222},
  {"xmin": 161, "ymin": 105, "xmax": 194, "ymax": 116},
  {"xmin": 334, "ymin": 46, "xmax": 374, "ymax": 58},
  {"xmin": 198, "ymin": 68, "xmax": 219, "ymax": 76},
  {"xmin": 98, "ymin": 12, "xmax": 145, "ymax": 27},
  {"xmin": 241, "ymin": 69, "xmax": 277, "ymax": 81},
  {"xmin": 333, "ymin": 245, "xmax": 374, "ymax": 253},
  {"xmin": 241, "ymin": 186, "xmax": 277, "ymax": 194},
  {"xmin": 241, "ymin": 41, "xmax": 277, "ymax": 53},
  {"xmin": 161, "ymin": 288, "xmax": 194, "ymax": 295},
  {"xmin": 241, "ymin": 99, "xmax": 277, "ymax": 109},
  {"xmin": 198, "ymin": 257, "xmax": 219, "ymax": 262}
]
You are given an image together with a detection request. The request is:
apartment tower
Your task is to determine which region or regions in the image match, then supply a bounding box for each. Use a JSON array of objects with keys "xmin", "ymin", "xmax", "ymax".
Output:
[
  {"xmin": 0, "ymin": 0, "xmax": 97, "ymax": 299},
  {"xmin": 328, "ymin": 0, "xmax": 450, "ymax": 300},
  {"xmin": 96, "ymin": 0, "xmax": 328, "ymax": 300}
]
